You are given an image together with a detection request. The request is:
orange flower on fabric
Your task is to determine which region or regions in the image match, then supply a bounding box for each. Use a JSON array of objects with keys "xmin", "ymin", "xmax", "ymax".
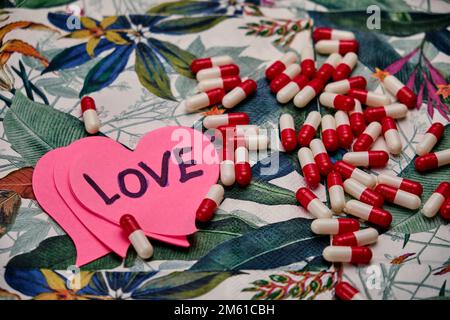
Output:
[
  {"xmin": 202, "ymin": 105, "xmax": 225, "ymax": 116},
  {"xmin": 390, "ymin": 253, "xmax": 415, "ymax": 265},
  {"xmin": 436, "ymin": 84, "xmax": 450, "ymax": 99},
  {"xmin": 372, "ymin": 67, "xmax": 391, "ymax": 82}
]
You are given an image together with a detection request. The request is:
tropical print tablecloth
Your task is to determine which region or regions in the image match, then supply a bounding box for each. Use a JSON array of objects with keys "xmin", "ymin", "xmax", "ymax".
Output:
[{"xmin": 0, "ymin": 0, "xmax": 449, "ymax": 300}]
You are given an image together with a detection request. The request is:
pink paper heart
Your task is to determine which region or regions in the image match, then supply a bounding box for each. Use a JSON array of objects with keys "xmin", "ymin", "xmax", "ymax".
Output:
[{"xmin": 69, "ymin": 126, "xmax": 219, "ymax": 236}]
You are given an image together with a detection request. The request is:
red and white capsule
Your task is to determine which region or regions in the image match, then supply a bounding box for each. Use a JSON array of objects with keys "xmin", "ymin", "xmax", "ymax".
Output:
[
  {"xmin": 349, "ymin": 99, "xmax": 366, "ymax": 137},
  {"xmin": 333, "ymin": 52, "xmax": 358, "ymax": 81},
  {"xmin": 325, "ymin": 76, "xmax": 367, "ymax": 94},
  {"xmin": 335, "ymin": 282, "xmax": 365, "ymax": 300},
  {"xmin": 315, "ymin": 40, "xmax": 359, "ymax": 55},
  {"xmin": 310, "ymin": 138, "xmax": 334, "ymax": 176},
  {"xmin": 315, "ymin": 53, "xmax": 341, "ymax": 83},
  {"xmin": 383, "ymin": 74, "xmax": 417, "ymax": 109},
  {"xmin": 270, "ymin": 64, "xmax": 301, "ymax": 93},
  {"xmin": 120, "ymin": 214, "xmax": 153, "ymax": 259},
  {"xmin": 415, "ymin": 149, "xmax": 450, "ymax": 172},
  {"xmin": 440, "ymin": 197, "xmax": 450, "ymax": 220},
  {"xmin": 298, "ymin": 147, "xmax": 321, "ymax": 188},
  {"xmin": 313, "ymin": 27, "xmax": 355, "ymax": 42},
  {"xmin": 321, "ymin": 114, "xmax": 339, "ymax": 152},
  {"xmin": 375, "ymin": 184, "xmax": 421, "ymax": 210},
  {"xmin": 220, "ymin": 159, "xmax": 235, "ymax": 187},
  {"xmin": 293, "ymin": 78, "xmax": 324, "ymax": 108},
  {"xmin": 343, "ymin": 178, "xmax": 384, "ymax": 207},
  {"xmin": 348, "ymin": 88, "xmax": 390, "ymax": 107},
  {"xmin": 323, "ymin": 246, "xmax": 372, "ymax": 264},
  {"xmin": 327, "ymin": 171, "xmax": 346, "ymax": 213},
  {"xmin": 298, "ymin": 111, "xmax": 321, "ymax": 147},
  {"xmin": 377, "ymin": 174, "xmax": 423, "ymax": 196},
  {"xmin": 416, "ymin": 122, "xmax": 445, "ymax": 156},
  {"xmin": 190, "ymin": 55, "xmax": 234, "ymax": 74},
  {"xmin": 265, "ymin": 52, "xmax": 298, "ymax": 81},
  {"xmin": 334, "ymin": 160, "xmax": 377, "ymax": 188},
  {"xmin": 222, "ymin": 79, "xmax": 257, "ymax": 109},
  {"xmin": 296, "ymin": 187, "xmax": 333, "ymax": 219},
  {"xmin": 381, "ymin": 116, "xmax": 402, "ymax": 155},
  {"xmin": 319, "ymin": 92, "xmax": 355, "ymax": 111},
  {"xmin": 197, "ymin": 75, "xmax": 241, "ymax": 92},
  {"xmin": 311, "ymin": 218, "xmax": 360, "ymax": 235},
  {"xmin": 235, "ymin": 146, "xmax": 252, "ymax": 187},
  {"xmin": 353, "ymin": 122, "xmax": 382, "ymax": 151},
  {"xmin": 344, "ymin": 199, "xmax": 392, "ymax": 228},
  {"xmin": 364, "ymin": 103, "xmax": 408, "ymax": 123},
  {"xmin": 422, "ymin": 182, "xmax": 450, "ymax": 218},
  {"xmin": 343, "ymin": 151, "xmax": 389, "ymax": 167},
  {"xmin": 196, "ymin": 64, "xmax": 239, "ymax": 81},
  {"xmin": 276, "ymin": 74, "xmax": 309, "ymax": 104},
  {"xmin": 335, "ymin": 110, "xmax": 353, "ymax": 149},
  {"xmin": 196, "ymin": 184, "xmax": 225, "ymax": 222},
  {"xmin": 279, "ymin": 113, "xmax": 297, "ymax": 152},
  {"xmin": 81, "ymin": 96, "xmax": 101, "ymax": 134},
  {"xmin": 332, "ymin": 227, "xmax": 379, "ymax": 246},
  {"xmin": 185, "ymin": 88, "xmax": 225, "ymax": 112},
  {"xmin": 300, "ymin": 45, "xmax": 315, "ymax": 79},
  {"xmin": 203, "ymin": 112, "xmax": 250, "ymax": 129}
]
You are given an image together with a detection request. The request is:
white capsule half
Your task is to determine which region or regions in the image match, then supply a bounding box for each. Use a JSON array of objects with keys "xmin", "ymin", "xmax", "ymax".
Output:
[
  {"xmin": 350, "ymin": 168, "xmax": 377, "ymax": 189},
  {"xmin": 301, "ymin": 44, "xmax": 315, "ymax": 61},
  {"xmin": 307, "ymin": 198, "xmax": 333, "ymax": 219},
  {"xmin": 384, "ymin": 128, "xmax": 402, "ymax": 155},
  {"xmin": 129, "ymin": 230, "xmax": 154, "ymax": 259},
  {"xmin": 245, "ymin": 134, "xmax": 269, "ymax": 151},
  {"xmin": 293, "ymin": 85, "xmax": 317, "ymax": 108},
  {"xmin": 325, "ymin": 79, "xmax": 352, "ymax": 94},
  {"xmin": 222, "ymin": 87, "xmax": 246, "ymax": 109},
  {"xmin": 197, "ymin": 78, "xmax": 226, "ymax": 92},
  {"xmin": 422, "ymin": 193, "xmax": 446, "ymax": 218},
  {"xmin": 277, "ymin": 81, "xmax": 301, "ymax": 104},
  {"xmin": 329, "ymin": 185, "xmax": 346, "ymax": 213},
  {"xmin": 220, "ymin": 159, "xmax": 235, "ymax": 186},
  {"xmin": 82, "ymin": 109, "xmax": 101, "ymax": 134},
  {"xmin": 185, "ymin": 92, "xmax": 210, "ymax": 112},
  {"xmin": 311, "ymin": 219, "xmax": 342, "ymax": 235},
  {"xmin": 365, "ymin": 91, "xmax": 391, "ymax": 106}
]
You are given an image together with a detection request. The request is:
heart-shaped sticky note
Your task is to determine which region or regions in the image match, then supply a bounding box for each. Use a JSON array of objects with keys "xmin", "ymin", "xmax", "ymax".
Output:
[{"xmin": 69, "ymin": 126, "xmax": 219, "ymax": 236}]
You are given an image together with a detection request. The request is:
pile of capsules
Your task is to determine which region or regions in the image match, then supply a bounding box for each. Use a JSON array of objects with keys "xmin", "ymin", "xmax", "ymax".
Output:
[{"xmin": 187, "ymin": 26, "xmax": 450, "ymax": 301}]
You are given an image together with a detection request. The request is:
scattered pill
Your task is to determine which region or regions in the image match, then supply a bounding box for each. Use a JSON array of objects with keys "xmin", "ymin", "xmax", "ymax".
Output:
[
  {"xmin": 296, "ymin": 187, "xmax": 333, "ymax": 218},
  {"xmin": 344, "ymin": 178, "xmax": 384, "ymax": 207},
  {"xmin": 363, "ymin": 103, "xmax": 408, "ymax": 123},
  {"xmin": 298, "ymin": 147, "xmax": 321, "ymax": 188},
  {"xmin": 310, "ymin": 138, "xmax": 334, "ymax": 176},
  {"xmin": 322, "ymin": 245, "xmax": 372, "ymax": 264},
  {"xmin": 220, "ymin": 159, "xmax": 235, "ymax": 187},
  {"xmin": 313, "ymin": 27, "xmax": 355, "ymax": 42},
  {"xmin": 196, "ymin": 64, "xmax": 239, "ymax": 81},
  {"xmin": 315, "ymin": 53, "xmax": 341, "ymax": 83},
  {"xmin": 300, "ymin": 45, "xmax": 316, "ymax": 79},
  {"xmin": 197, "ymin": 75, "xmax": 241, "ymax": 92},
  {"xmin": 324, "ymin": 76, "xmax": 367, "ymax": 94},
  {"xmin": 293, "ymin": 78, "xmax": 324, "ymax": 108},
  {"xmin": 343, "ymin": 151, "xmax": 389, "ymax": 167},
  {"xmin": 311, "ymin": 218, "xmax": 360, "ymax": 235},
  {"xmin": 222, "ymin": 79, "xmax": 257, "ymax": 109},
  {"xmin": 298, "ymin": 111, "xmax": 321, "ymax": 146},
  {"xmin": 415, "ymin": 122, "xmax": 445, "ymax": 156},
  {"xmin": 276, "ymin": 74, "xmax": 309, "ymax": 103},
  {"xmin": 353, "ymin": 122, "xmax": 382, "ymax": 151},
  {"xmin": 235, "ymin": 146, "xmax": 252, "ymax": 187},
  {"xmin": 335, "ymin": 282, "xmax": 365, "ymax": 300},
  {"xmin": 344, "ymin": 199, "xmax": 392, "ymax": 228},
  {"xmin": 377, "ymin": 174, "xmax": 423, "ymax": 196},
  {"xmin": 279, "ymin": 113, "xmax": 297, "ymax": 152},
  {"xmin": 381, "ymin": 116, "xmax": 402, "ymax": 155},
  {"xmin": 196, "ymin": 184, "xmax": 225, "ymax": 222},
  {"xmin": 185, "ymin": 88, "xmax": 225, "ymax": 112},
  {"xmin": 321, "ymin": 114, "xmax": 339, "ymax": 152},
  {"xmin": 81, "ymin": 96, "xmax": 101, "ymax": 134},
  {"xmin": 327, "ymin": 171, "xmax": 346, "ymax": 213},
  {"xmin": 270, "ymin": 64, "xmax": 301, "ymax": 93},
  {"xmin": 203, "ymin": 112, "xmax": 249, "ymax": 129},
  {"xmin": 191, "ymin": 55, "xmax": 234, "ymax": 74},
  {"xmin": 335, "ymin": 110, "xmax": 353, "ymax": 149},
  {"xmin": 320, "ymin": 92, "xmax": 355, "ymax": 111},
  {"xmin": 348, "ymin": 88, "xmax": 390, "ymax": 107},
  {"xmin": 120, "ymin": 214, "xmax": 153, "ymax": 259},
  {"xmin": 375, "ymin": 184, "xmax": 421, "ymax": 210},
  {"xmin": 315, "ymin": 40, "xmax": 359, "ymax": 55},
  {"xmin": 440, "ymin": 197, "xmax": 450, "ymax": 220},
  {"xmin": 333, "ymin": 52, "xmax": 358, "ymax": 81},
  {"xmin": 349, "ymin": 99, "xmax": 366, "ymax": 137},
  {"xmin": 334, "ymin": 160, "xmax": 377, "ymax": 188},
  {"xmin": 265, "ymin": 51, "xmax": 298, "ymax": 80},
  {"xmin": 422, "ymin": 182, "xmax": 450, "ymax": 218},
  {"xmin": 383, "ymin": 74, "xmax": 417, "ymax": 109},
  {"xmin": 415, "ymin": 149, "xmax": 450, "ymax": 172},
  {"xmin": 332, "ymin": 227, "xmax": 378, "ymax": 246}
]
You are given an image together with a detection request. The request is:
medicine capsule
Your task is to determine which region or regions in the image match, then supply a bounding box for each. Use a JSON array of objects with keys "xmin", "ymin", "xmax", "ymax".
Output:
[
  {"xmin": 270, "ymin": 64, "xmax": 301, "ymax": 93},
  {"xmin": 315, "ymin": 53, "xmax": 341, "ymax": 83},
  {"xmin": 383, "ymin": 74, "xmax": 417, "ymax": 109},
  {"xmin": 244, "ymin": 134, "xmax": 269, "ymax": 151},
  {"xmin": 353, "ymin": 122, "xmax": 382, "ymax": 151},
  {"xmin": 363, "ymin": 103, "xmax": 408, "ymax": 123},
  {"xmin": 220, "ymin": 159, "xmax": 235, "ymax": 186},
  {"xmin": 371, "ymin": 136, "xmax": 389, "ymax": 153},
  {"xmin": 81, "ymin": 96, "xmax": 101, "ymax": 134},
  {"xmin": 298, "ymin": 111, "xmax": 321, "ymax": 146},
  {"xmin": 333, "ymin": 52, "xmax": 358, "ymax": 81},
  {"xmin": 276, "ymin": 74, "xmax": 309, "ymax": 104},
  {"xmin": 322, "ymin": 246, "xmax": 372, "ymax": 264},
  {"xmin": 335, "ymin": 110, "xmax": 353, "ymax": 149},
  {"xmin": 300, "ymin": 45, "xmax": 316, "ymax": 79},
  {"xmin": 415, "ymin": 122, "xmax": 445, "ymax": 156},
  {"xmin": 279, "ymin": 113, "xmax": 297, "ymax": 152},
  {"xmin": 319, "ymin": 92, "xmax": 355, "ymax": 111},
  {"xmin": 349, "ymin": 99, "xmax": 366, "ymax": 137},
  {"xmin": 334, "ymin": 160, "xmax": 377, "ymax": 188},
  {"xmin": 190, "ymin": 55, "xmax": 234, "ymax": 74},
  {"xmin": 196, "ymin": 64, "xmax": 239, "ymax": 81},
  {"xmin": 265, "ymin": 51, "xmax": 298, "ymax": 80},
  {"xmin": 197, "ymin": 75, "xmax": 241, "ymax": 92},
  {"xmin": 293, "ymin": 78, "xmax": 324, "ymax": 108},
  {"xmin": 324, "ymin": 76, "xmax": 367, "ymax": 94},
  {"xmin": 335, "ymin": 282, "xmax": 365, "ymax": 300},
  {"xmin": 120, "ymin": 214, "xmax": 153, "ymax": 259},
  {"xmin": 313, "ymin": 27, "xmax": 355, "ymax": 42},
  {"xmin": 344, "ymin": 199, "xmax": 392, "ymax": 228},
  {"xmin": 311, "ymin": 218, "xmax": 360, "ymax": 235},
  {"xmin": 203, "ymin": 112, "xmax": 250, "ymax": 129},
  {"xmin": 343, "ymin": 178, "xmax": 384, "ymax": 207},
  {"xmin": 381, "ymin": 116, "xmax": 402, "ymax": 155},
  {"xmin": 343, "ymin": 151, "xmax": 389, "ymax": 167},
  {"xmin": 296, "ymin": 187, "xmax": 333, "ymax": 219},
  {"xmin": 185, "ymin": 88, "xmax": 225, "ymax": 112},
  {"xmin": 440, "ymin": 197, "xmax": 450, "ymax": 220},
  {"xmin": 327, "ymin": 171, "xmax": 346, "ymax": 213},
  {"xmin": 422, "ymin": 182, "xmax": 450, "ymax": 218},
  {"xmin": 375, "ymin": 184, "xmax": 421, "ymax": 210},
  {"xmin": 310, "ymin": 138, "xmax": 334, "ymax": 176},
  {"xmin": 315, "ymin": 40, "xmax": 359, "ymax": 55},
  {"xmin": 321, "ymin": 114, "xmax": 339, "ymax": 152},
  {"xmin": 377, "ymin": 174, "xmax": 423, "ymax": 196},
  {"xmin": 235, "ymin": 146, "xmax": 252, "ymax": 187},
  {"xmin": 332, "ymin": 227, "xmax": 379, "ymax": 246},
  {"xmin": 298, "ymin": 147, "xmax": 321, "ymax": 188},
  {"xmin": 348, "ymin": 88, "xmax": 390, "ymax": 107},
  {"xmin": 222, "ymin": 79, "xmax": 257, "ymax": 109},
  {"xmin": 196, "ymin": 184, "xmax": 225, "ymax": 223},
  {"xmin": 415, "ymin": 149, "xmax": 450, "ymax": 172}
]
